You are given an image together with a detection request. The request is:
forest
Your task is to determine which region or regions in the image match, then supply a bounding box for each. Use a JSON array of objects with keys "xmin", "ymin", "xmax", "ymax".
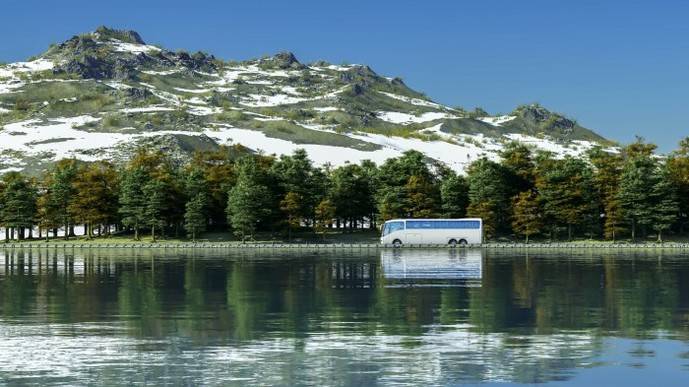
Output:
[{"xmin": 1, "ymin": 137, "xmax": 688, "ymax": 243}]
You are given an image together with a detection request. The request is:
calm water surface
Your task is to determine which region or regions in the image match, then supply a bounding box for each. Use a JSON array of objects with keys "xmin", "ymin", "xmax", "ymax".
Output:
[{"xmin": 1, "ymin": 248, "xmax": 689, "ymax": 386}]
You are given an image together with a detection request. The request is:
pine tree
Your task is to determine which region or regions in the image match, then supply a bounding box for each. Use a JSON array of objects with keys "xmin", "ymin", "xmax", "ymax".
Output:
[
  {"xmin": 128, "ymin": 148, "xmax": 185, "ymax": 236},
  {"xmin": 36, "ymin": 190, "xmax": 57, "ymax": 241},
  {"xmin": 537, "ymin": 157, "xmax": 597, "ymax": 240},
  {"xmin": 227, "ymin": 158, "xmax": 271, "ymax": 241},
  {"xmin": 0, "ymin": 173, "xmax": 37, "ymax": 240},
  {"xmin": 511, "ymin": 190, "xmax": 542, "ymax": 243},
  {"xmin": 190, "ymin": 145, "xmax": 238, "ymax": 227},
  {"xmin": 185, "ymin": 167, "xmax": 207, "ymax": 199},
  {"xmin": 143, "ymin": 179, "xmax": 168, "ymax": 241},
  {"xmin": 405, "ymin": 174, "xmax": 439, "ymax": 218},
  {"xmin": 329, "ymin": 164, "xmax": 375, "ymax": 230},
  {"xmin": 119, "ymin": 167, "xmax": 147, "ymax": 240},
  {"xmin": 532, "ymin": 150, "xmax": 558, "ymax": 240},
  {"xmin": 589, "ymin": 147, "xmax": 624, "ymax": 240},
  {"xmin": 315, "ymin": 198, "xmax": 336, "ymax": 240},
  {"xmin": 69, "ymin": 161, "xmax": 118, "ymax": 239},
  {"xmin": 359, "ymin": 160, "xmax": 380, "ymax": 229},
  {"xmin": 181, "ymin": 166, "xmax": 209, "ymax": 237},
  {"xmin": 377, "ymin": 186, "xmax": 406, "ymax": 221},
  {"xmin": 37, "ymin": 173, "xmax": 60, "ymax": 240},
  {"xmin": 440, "ymin": 173, "xmax": 469, "ymax": 218},
  {"xmin": 45, "ymin": 159, "xmax": 78, "ymax": 239},
  {"xmin": 617, "ymin": 156, "xmax": 656, "ymax": 241},
  {"xmin": 666, "ymin": 137, "xmax": 689, "ymax": 233},
  {"xmin": 467, "ymin": 200, "xmax": 497, "ymax": 239},
  {"xmin": 271, "ymin": 149, "xmax": 324, "ymax": 226},
  {"xmin": 466, "ymin": 158, "xmax": 510, "ymax": 236},
  {"xmin": 280, "ymin": 191, "xmax": 302, "ymax": 241},
  {"xmin": 500, "ymin": 141, "xmax": 535, "ymax": 193},
  {"xmin": 376, "ymin": 150, "xmax": 440, "ymax": 222},
  {"xmin": 651, "ymin": 169, "xmax": 679, "ymax": 242},
  {"xmin": 623, "ymin": 136, "xmax": 657, "ymax": 159},
  {"xmin": 603, "ymin": 198, "xmax": 624, "ymax": 241},
  {"xmin": 184, "ymin": 193, "xmax": 207, "ymax": 242}
]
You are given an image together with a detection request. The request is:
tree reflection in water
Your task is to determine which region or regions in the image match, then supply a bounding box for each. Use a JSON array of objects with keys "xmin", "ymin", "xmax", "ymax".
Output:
[{"xmin": 1, "ymin": 248, "xmax": 689, "ymax": 385}]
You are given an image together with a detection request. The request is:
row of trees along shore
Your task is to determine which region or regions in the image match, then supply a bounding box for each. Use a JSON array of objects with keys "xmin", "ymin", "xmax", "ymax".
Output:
[{"xmin": 1, "ymin": 137, "xmax": 689, "ymax": 243}]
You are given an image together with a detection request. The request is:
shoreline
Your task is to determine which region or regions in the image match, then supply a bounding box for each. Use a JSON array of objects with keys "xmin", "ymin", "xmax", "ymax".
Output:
[{"xmin": 2, "ymin": 242, "xmax": 689, "ymax": 250}]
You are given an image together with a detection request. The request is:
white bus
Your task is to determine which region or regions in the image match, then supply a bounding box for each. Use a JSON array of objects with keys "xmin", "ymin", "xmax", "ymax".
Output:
[{"xmin": 380, "ymin": 218, "xmax": 483, "ymax": 247}]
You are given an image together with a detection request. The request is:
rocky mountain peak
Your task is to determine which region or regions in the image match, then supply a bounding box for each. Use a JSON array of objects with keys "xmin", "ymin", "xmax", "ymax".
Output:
[
  {"xmin": 44, "ymin": 26, "xmax": 218, "ymax": 80},
  {"xmin": 515, "ymin": 103, "xmax": 576, "ymax": 131},
  {"xmin": 338, "ymin": 65, "xmax": 381, "ymax": 87},
  {"xmin": 93, "ymin": 26, "xmax": 146, "ymax": 45},
  {"xmin": 259, "ymin": 51, "xmax": 305, "ymax": 70}
]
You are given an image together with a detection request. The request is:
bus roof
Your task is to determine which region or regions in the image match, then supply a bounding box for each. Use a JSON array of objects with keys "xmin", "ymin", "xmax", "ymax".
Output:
[{"xmin": 384, "ymin": 218, "xmax": 482, "ymax": 223}]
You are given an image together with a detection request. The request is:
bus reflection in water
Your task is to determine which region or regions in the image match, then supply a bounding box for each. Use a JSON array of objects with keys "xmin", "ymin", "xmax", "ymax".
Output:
[{"xmin": 380, "ymin": 248, "xmax": 483, "ymax": 287}]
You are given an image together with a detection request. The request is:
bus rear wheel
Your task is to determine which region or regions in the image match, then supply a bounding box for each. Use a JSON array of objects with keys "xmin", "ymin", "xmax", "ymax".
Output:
[
  {"xmin": 392, "ymin": 239, "xmax": 402, "ymax": 248},
  {"xmin": 448, "ymin": 239, "xmax": 458, "ymax": 248},
  {"xmin": 458, "ymin": 239, "xmax": 468, "ymax": 247}
]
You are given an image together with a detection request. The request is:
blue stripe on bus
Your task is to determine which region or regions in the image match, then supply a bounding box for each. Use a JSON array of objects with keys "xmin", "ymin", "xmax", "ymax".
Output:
[{"xmin": 406, "ymin": 220, "xmax": 481, "ymax": 229}]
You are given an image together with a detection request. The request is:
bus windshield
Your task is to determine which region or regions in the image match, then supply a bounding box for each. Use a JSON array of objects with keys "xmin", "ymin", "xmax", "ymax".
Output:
[{"xmin": 382, "ymin": 221, "xmax": 405, "ymax": 236}]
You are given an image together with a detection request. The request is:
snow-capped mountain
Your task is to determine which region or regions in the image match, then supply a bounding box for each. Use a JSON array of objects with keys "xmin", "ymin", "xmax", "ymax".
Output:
[{"xmin": 0, "ymin": 26, "xmax": 614, "ymax": 173}]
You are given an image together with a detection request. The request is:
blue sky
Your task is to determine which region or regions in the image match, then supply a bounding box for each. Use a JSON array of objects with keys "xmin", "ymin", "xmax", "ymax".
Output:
[{"xmin": 2, "ymin": 0, "xmax": 688, "ymax": 151}]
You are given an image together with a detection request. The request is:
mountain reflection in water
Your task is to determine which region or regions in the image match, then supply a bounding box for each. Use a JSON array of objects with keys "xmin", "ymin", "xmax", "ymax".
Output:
[{"xmin": 1, "ymin": 248, "xmax": 689, "ymax": 386}]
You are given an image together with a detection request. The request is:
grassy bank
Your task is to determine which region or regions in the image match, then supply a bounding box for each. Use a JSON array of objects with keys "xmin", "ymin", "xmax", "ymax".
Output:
[
  {"xmin": 4, "ymin": 238, "xmax": 689, "ymax": 251},
  {"xmin": 5, "ymin": 229, "xmax": 689, "ymax": 248},
  {"xmin": 0, "ymin": 230, "xmax": 382, "ymax": 245},
  {"xmin": 6, "ymin": 230, "xmax": 689, "ymax": 247}
]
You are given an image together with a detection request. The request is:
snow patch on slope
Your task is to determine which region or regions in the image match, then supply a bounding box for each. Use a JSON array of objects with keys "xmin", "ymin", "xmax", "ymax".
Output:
[
  {"xmin": 240, "ymin": 86, "xmax": 347, "ymax": 108},
  {"xmin": 0, "ymin": 116, "xmax": 124, "ymax": 160},
  {"xmin": 478, "ymin": 115, "xmax": 516, "ymax": 126},
  {"xmin": 241, "ymin": 94, "xmax": 308, "ymax": 107},
  {"xmin": 187, "ymin": 105, "xmax": 222, "ymax": 116},
  {"xmin": 121, "ymin": 106, "xmax": 175, "ymax": 113},
  {"xmin": 348, "ymin": 132, "xmax": 499, "ymax": 171},
  {"xmin": 324, "ymin": 64, "xmax": 356, "ymax": 72},
  {"xmin": 205, "ymin": 126, "xmax": 399, "ymax": 166},
  {"xmin": 0, "ymin": 79, "xmax": 24, "ymax": 94},
  {"xmin": 0, "ymin": 59, "xmax": 56, "ymax": 93},
  {"xmin": 503, "ymin": 133, "xmax": 599, "ymax": 157},
  {"xmin": 107, "ymin": 39, "xmax": 161, "ymax": 54},
  {"xmin": 200, "ymin": 123, "xmax": 501, "ymax": 171},
  {"xmin": 0, "ymin": 59, "xmax": 54, "ymax": 77},
  {"xmin": 313, "ymin": 107, "xmax": 341, "ymax": 112},
  {"xmin": 377, "ymin": 91, "xmax": 448, "ymax": 110},
  {"xmin": 174, "ymin": 87, "xmax": 210, "ymax": 94},
  {"xmin": 377, "ymin": 111, "xmax": 457, "ymax": 125},
  {"xmin": 140, "ymin": 69, "xmax": 180, "ymax": 76}
]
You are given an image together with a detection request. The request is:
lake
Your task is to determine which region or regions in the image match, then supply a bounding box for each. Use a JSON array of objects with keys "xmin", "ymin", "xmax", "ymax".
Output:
[{"xmin": 1, "ymin": 248, "xmax": 689, "ymax": 386}]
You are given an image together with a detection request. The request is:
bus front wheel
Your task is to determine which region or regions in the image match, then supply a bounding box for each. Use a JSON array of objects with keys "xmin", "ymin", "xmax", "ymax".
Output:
[{"xmin": 392, "ymin": 239, "xmax": 402, "ymax": 248}]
